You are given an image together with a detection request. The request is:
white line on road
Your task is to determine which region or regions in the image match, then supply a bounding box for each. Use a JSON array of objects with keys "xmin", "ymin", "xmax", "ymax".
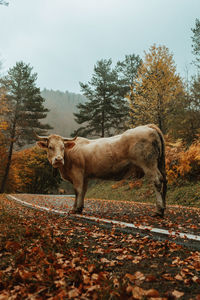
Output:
[{"xmin": 8, "ymin": 194, "xmax": 200, "ymax": 242}]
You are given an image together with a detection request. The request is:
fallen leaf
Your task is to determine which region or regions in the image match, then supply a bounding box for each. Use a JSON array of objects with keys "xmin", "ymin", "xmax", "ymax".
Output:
[
  {"xmin": 145, "ymin": 288, "xmax": 160, "ymax": 297},
  {"xmin": 68, "ymin": 288, "xmax": 79, "ymax": 299},
  {"xmin": 172, "ymin": 290, "xmax": 184, "ymax": 298}
]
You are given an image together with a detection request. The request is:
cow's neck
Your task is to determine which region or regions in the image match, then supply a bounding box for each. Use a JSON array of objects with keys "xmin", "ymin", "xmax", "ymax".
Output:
[{"xmin": 58, "ymin": 164, "xmax": 72, "ymax": 183}]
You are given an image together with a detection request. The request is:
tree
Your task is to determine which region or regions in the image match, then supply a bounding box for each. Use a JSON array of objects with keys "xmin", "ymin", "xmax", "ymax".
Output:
[
  {"xmin": 0, "ymin": 0, "xmax": 8, "ymax": 5},
  {"xmin": 191, "ymin": 18, "xmax": 200, "ymax": 68},
  {"xmin": 0, "ymin": 88, "xmax": 9, "ymax": 186},
  {"xmin": 0, "ymin": 61, "xmax": 52, "ymax": 192},
  {"xmin": 74, "ymin": 59, "xmax": 129, "ymax": 137},
  {"xmin": 115, "ymin": 54, "xmax": 142, "ymax": 96},
  {"xmin": 182, "ymin": 74, "xmax": 200, "ymax": 143},
  {"xmin": 128, "ymin": 45, "xmax": 184, "ymax": 133}
]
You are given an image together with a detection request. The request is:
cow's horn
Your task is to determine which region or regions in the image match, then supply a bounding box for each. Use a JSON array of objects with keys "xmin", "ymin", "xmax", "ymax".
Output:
[
  {"xmin": 63, "ymin": 136, "xmax": 77, "ymax": 142},
  {"xmin": 34, "ymin": 131, "xmax": 49, "ymax": 140}
]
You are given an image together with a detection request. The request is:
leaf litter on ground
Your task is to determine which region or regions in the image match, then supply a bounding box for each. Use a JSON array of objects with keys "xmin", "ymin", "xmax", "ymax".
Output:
[{"xmin": 0, "ymin": 195, "xmax": 200, "ymax": 299}]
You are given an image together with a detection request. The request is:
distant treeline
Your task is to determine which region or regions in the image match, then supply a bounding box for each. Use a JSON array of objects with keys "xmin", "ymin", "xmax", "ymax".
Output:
[{"xmin": 41, "ymin": 89, "xmax": 87, "ymax": 137}]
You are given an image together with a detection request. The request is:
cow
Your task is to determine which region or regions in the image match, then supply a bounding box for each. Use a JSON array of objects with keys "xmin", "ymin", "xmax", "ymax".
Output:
[{"xmin": 35, "ymin": 124, "xmax": 167, "ymax": 217}]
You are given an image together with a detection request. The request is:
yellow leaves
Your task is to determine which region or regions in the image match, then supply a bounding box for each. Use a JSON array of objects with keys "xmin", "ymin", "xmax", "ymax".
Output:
[
  {"xmin": 0, "ymin": 121, "xmax": 8, "ymax": 131},
  {"xmin": 128, "ymin": 44, "xmax": 184, "ymax": 130},
  {"xmin": 166, "ymin": 138, "xmax": 200, "ymax": 183}
]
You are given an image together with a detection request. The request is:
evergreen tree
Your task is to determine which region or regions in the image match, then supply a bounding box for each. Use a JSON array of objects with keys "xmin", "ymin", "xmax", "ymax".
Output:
[
  {"xmin": 191, "ymin": 18, "xmax": 200, "ymax": 68},
  {"xmin": 0, "ymin": 61, "xmax": 52, "ymax": 192},
  {"xmin": 115, "ymin": 54, "xmax": 142, "ymax": 96},
  {"xmin": 181, "ymin": 74, "xmax": 200, "ymax": 143},
  {"xmin": 0, "ymin": 0, "xmax": 9, "ymax": 5},
  {"xmin": 73, "ymin": 59, "xmax": 129, "ymax": 137}
]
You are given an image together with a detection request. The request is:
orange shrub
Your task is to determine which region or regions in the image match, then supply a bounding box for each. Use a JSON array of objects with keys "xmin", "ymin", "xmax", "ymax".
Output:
[
  {"xmin": 166, "ymin": 138, "xmax": 200, "ymax": 184},
  {"xmin": 8, "ymin": 146, "xmax": 61, "ymax": 193}
]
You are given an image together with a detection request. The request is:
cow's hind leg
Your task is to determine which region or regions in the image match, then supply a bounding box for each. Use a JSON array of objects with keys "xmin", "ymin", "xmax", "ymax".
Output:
[
  {"xmin": 144, "ymin": 167, "xmax": 166, "ymax": 217},
  {"xmin": 154, "ymin": 175, "xmax": 166, "ymax": 217}
]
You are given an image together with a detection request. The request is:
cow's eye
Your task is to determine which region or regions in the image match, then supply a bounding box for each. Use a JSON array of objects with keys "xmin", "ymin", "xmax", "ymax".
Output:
[{"xmin": 49, "ymin": 145, "xmax": 53, "ymax": 150}]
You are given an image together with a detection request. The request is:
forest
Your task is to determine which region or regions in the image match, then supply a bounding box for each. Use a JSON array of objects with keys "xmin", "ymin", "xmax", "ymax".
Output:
[{"xmin": 0, "ymin": 19, "xmax": 200, "ymax": 196}]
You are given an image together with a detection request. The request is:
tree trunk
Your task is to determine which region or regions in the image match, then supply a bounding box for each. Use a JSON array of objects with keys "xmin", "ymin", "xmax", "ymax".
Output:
[
  {"xmin": 101, "ymin": 108, "xmax": 105, "ymax": 137},
  {"xmin": 0, "ymin": 117, "xmax": 16, "ymax": 193},
  {"xmin": 157, "ymin": 94, "xmax": 164, "ymax": 133},
  {"xmin": 0, "ymin": 140, "xmax": 14, "ymax": 193}
]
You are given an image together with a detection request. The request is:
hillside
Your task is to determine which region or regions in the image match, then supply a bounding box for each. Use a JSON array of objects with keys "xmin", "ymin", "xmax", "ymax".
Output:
[
  {"xmin": 86, "ymin": 179, "xmax": 200, "ymax": 208},
  {"xmin": 41, "ymin": 89, "xmax": 86, "ymax": 137}
]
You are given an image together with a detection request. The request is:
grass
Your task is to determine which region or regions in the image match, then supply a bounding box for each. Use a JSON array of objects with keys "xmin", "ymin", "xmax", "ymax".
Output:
[{"xmin": 86, "ymin": 179, "xmax": 200, "ymax": 208}]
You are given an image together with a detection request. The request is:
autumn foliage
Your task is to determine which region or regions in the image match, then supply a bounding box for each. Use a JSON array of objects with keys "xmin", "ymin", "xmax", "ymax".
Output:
[
  {"xmin": 128, "ymin": 44, "xmax": 184, "ymax": 134},
  {"xmin": 0, "ymin": 91, "xmax": 9, "ymax": 185},
  {"xmin": 1, "ymin": 195, "xmax": 200, "ymax": 299},
  {"xmin": 6, "ymin": 146, "xmax": 61, "ymax": 193},
  {"xmin": 166, "ymin": 138, "xmax": 200, "ymax": 184}
]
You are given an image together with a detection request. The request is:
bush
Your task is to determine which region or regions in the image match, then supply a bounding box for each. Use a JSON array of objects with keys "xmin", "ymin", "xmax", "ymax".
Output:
[
  {"xmin": 166, "ymin": 137, "xmax": 200, "ymax": 184},
  {"xmin": 9, "ymin": 146, "xmax": 61, "ymax": 194}
]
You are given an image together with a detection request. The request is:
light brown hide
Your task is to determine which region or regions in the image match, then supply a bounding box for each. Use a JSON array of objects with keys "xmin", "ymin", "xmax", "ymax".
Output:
[{"xmin": 36, "ymin": 124, "xmax": 167, "ymax": 217}]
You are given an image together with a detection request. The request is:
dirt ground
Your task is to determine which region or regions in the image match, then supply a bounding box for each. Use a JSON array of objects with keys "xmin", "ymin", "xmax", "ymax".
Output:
[{"xmin": 0, "ymin": 194, "xmax": 200, "ymax": 299}]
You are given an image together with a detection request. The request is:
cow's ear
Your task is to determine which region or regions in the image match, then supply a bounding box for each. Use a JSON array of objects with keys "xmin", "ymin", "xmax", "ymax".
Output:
[
  {"xmin": 64, "ymin": 141, "xmax": 75, "ymax": 150},
  {"xmin": 36, "ymin": 140, "xmax": 48, "ymax": 149}
]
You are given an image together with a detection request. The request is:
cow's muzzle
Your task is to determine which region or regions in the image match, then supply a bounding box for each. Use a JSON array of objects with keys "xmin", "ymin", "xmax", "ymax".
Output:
[{"xmin": 52, "ymin": 156, "xmax": 64, "ymax": 168}]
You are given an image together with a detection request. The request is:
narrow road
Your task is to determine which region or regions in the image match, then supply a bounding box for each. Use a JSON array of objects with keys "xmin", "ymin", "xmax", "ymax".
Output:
[{"xmin": 8, "ymin": 194, "xmax": 200, "ymax": 250}]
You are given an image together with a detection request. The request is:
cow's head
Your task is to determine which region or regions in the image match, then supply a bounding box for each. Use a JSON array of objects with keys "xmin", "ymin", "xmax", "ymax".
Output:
[{"xmin": 35, "ymin": 133, "xmax": 76, "ymax": 168}]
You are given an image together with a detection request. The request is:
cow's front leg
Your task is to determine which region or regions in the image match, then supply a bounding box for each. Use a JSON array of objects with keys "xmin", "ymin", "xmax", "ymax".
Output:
[{"xmin": 71, "ymin": 172, "xmax": 86, "ymax": 214}]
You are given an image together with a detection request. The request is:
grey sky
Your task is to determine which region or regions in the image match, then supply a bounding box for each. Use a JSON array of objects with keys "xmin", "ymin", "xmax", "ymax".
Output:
[{"xmin": 0, "ymin": 0, "xmax": 199, "ymax": 93}]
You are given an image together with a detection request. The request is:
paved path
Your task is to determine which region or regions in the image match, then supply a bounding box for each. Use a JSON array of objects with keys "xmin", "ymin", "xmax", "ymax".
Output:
[{"xmin": 8, "ymin": 194, "xmax": 200, "ymax": 250}]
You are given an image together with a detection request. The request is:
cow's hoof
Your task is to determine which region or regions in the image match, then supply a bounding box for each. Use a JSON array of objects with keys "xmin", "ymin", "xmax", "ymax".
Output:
[
  {"xmin": 69, "ymin": 207, "xmax": 83, "ymax": 214},
  {"xmin": 76, "ymin": 207, "xmax": 83, "ymax": 214},
  {"xmin": 152, "ymin": 211, "xmax": 164, "ymax": 218},
  {"xmin": 68, "ymin": 209, "xmax": 76, "ymax": 214}
]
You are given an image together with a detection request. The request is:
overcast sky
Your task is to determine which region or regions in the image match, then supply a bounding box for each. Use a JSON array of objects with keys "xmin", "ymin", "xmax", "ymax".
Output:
[{"xmin": 0, "ymin": 0, "xmax": 199, "ymax": 93}]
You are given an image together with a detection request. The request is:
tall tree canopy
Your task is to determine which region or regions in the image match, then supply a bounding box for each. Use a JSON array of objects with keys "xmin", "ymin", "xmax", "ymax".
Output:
[
  {"xmin": 181, "ymin": 74, "xmax": 200, "ymax": 143},
  {"xmin": 0, "ymin": 61, "xmax": 52, "ymax": 192},
  {"xmin": 191, "ymin": 18, "xmax": 200, "ymax": 68},
  {"xmin": 0, "ymin": 0, "xmax": 8, "ymax": 5},
  {"xmin": 74, "ymin": 59, "xmax": 127, "ymax": 137},
  {"xmin": 128, "ymin": 45, "xmax": 184, "ymax": 134},
  {"xmin": 74, "ymin": 55, "xmax": 141, "ymax": 138},
  {"xmin": 115, "ymin": 54, "xmax": 142, "ymax": 97},
  {"xmin": 115, "ymin": 54, "xmax": 142, "ymax": 95}
]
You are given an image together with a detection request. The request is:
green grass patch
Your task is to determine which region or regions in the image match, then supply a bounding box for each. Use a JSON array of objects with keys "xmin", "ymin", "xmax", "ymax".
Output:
[{"xmin": 86, "ymin": 179, "xmax": 200, "ymax": 208}]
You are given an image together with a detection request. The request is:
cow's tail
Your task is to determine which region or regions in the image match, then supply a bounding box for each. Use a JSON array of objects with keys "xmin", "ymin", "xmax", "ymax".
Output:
[{"xmin": 148, "ymin": 124, "xmax": 167, "ymax": 205}]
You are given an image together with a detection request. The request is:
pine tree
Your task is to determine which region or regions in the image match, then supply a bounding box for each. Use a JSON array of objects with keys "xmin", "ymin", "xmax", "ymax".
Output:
[
  {"xmin": 0, "ymin": 61, "xmax": 52, "ymax": 192},
  {"xmin": 0, "ymin": 0, "xmax": 9, "ymax": 5},
  {"xmin": 73, "ymin": 59, "xmax": 129, "ymax": 137},
  {"xmin": 182, "ymin": 74, "xmax": 200, "ymax": 143},
  {"xmin": 191, "ymin": 18, "xmax": 200, "ymax": 68},
  {"xmin": 128, "ymin": 45, "xmax": 184, "ymax": 133},
  {"xmin": 115, "ymin": 54, "xmax": 142, "ymax": 96}
]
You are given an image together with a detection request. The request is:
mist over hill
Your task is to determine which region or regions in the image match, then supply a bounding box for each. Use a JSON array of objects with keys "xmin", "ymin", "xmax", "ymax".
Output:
[{"xmin": 41, "ymin": 89, "xmax": 86, "ymax": 137}]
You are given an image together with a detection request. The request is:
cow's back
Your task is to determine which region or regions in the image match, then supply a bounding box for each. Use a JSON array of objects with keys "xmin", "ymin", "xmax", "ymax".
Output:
[{"xmin": 66, "ymin": 125, "xmax": 161, "ymax": 179}]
